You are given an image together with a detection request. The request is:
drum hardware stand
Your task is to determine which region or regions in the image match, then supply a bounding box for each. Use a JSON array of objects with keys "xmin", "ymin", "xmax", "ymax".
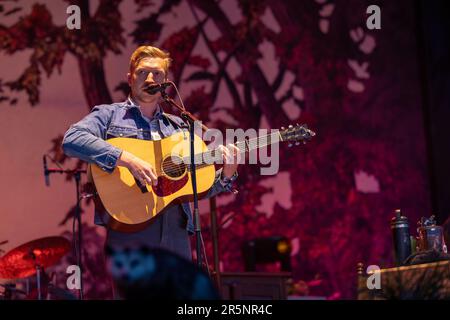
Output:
[
  {"xmin": 25, "ymin": 278, "xmax": 30, "ymax": 296},
  {"xmin": 0, "ymin": 237, "xmax": 71, "ymax": 300},
  {"xmin": 42, "ymin": 155, "xmax": 86, "ymax": 300},
  {"xmin": 28, "ymin": 250, "xmax": 43, "ymax": 300},
  {"xmin": 0, "ymin": 283, "xmax": 27, "ymax": 300}
]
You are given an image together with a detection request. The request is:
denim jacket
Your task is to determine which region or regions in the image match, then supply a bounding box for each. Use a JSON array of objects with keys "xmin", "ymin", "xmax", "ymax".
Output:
[{"xmin": 62, "ymin": 98, "xmax": 235, "ymax": 234}]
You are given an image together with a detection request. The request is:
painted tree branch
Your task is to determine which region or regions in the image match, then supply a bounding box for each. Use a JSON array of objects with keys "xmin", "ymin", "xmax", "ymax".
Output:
[
  {"xmin": 187, "ymin": 1, "xmax": 244, "ymax": 112},
  {"xmin": 0, "ymin": 0, "xmax": 125, "ymax": 108},
  {"xmin": 191, "ymin": 0, "xmax": 290, "ymax": 129}
]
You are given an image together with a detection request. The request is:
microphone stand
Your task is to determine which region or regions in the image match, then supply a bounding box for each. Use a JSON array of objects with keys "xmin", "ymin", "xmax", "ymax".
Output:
[
  {"xmin": 160, "ymin": 91, "xmax": 209, "ymax": 270},
  {"xmin": 43, "ymin": 158, "xmax": 86, "ymax": 300}
]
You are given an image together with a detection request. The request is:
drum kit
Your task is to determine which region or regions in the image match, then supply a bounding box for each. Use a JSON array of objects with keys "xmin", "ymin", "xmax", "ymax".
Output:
[{"xmin": 0, "ymin": 236, "xmax": 76, "ymax": 300}]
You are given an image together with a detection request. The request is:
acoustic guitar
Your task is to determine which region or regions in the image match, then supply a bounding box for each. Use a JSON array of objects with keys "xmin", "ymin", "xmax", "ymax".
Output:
[{"xmin": 89, "ymin": 124, "xmax": 315, "ymax": 231}]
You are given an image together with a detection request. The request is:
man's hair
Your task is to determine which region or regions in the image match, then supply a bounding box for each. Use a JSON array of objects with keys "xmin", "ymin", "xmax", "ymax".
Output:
[{"xmin": 129, "ymin": 45, "xmax": 171, "ymax": 77}]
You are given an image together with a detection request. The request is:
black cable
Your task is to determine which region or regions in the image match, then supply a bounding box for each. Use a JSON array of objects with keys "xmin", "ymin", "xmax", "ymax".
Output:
[{"xmin": 200, "ymin": 232, "xmax": 211, "ymax": 277}]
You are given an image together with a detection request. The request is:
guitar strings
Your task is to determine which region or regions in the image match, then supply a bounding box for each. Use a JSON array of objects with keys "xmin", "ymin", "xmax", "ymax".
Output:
[
  {"xmin": 161, "ymin": 140, "xmax": 276, "ymax": 176},
  {"xmin": 159, "ymin": 131, "xmax": 283, "ymax": 176},
  {"xmin": 161, "ymin": 131, "xmax": 282, "ymax": 174}
]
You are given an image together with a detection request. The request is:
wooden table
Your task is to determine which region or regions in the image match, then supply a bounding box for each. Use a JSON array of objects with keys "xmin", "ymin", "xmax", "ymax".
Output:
[{"xmin": 357, "ymin": 260, "xmax": 450, "ymax": 299}]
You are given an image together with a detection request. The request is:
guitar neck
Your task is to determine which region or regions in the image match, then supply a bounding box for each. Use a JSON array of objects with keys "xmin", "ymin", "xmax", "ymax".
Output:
[{"xmin": 184, "ymin": 131, "xmax": 283, "ymax": 169}]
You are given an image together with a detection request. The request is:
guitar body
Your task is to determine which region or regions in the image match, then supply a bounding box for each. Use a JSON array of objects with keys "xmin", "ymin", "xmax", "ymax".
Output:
[{"xmin": 89, "ymin": 131, "xmax": 216, "ymax": 232}]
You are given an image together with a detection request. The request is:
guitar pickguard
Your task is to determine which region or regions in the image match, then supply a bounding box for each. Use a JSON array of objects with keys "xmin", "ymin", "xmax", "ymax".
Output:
[{"xmin": 152, "ymin": 174, "xmax": 189, "ymax": 197}]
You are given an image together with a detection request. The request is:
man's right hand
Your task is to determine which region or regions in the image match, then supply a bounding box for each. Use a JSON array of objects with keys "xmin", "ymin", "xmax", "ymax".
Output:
[{"xmin": 117, "ymin": 150, "xmax": 158, "ymax": 186}]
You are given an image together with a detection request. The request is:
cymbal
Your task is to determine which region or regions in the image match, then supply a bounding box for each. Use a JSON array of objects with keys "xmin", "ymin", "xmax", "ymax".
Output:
[{"xmin": 0, "ymin": 237, "xmax": 71, "ymax": 279}]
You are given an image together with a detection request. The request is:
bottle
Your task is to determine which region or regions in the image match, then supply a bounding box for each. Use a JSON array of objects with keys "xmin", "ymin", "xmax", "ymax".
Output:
[
  {"xmin": 416, "ymin": 215, "xmax": 447, "ymax": 253},
  {"xmin": 390, "ymin": 209, "xmax": 412, "ymax": 266}
]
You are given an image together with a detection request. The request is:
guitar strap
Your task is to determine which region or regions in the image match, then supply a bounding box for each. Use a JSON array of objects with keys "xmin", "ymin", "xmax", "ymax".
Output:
[
  {"xmin": 161, "ymin": 113, "xmax": 190, "ymax": 136},
  {"xmin": 162, "ymin": 113, "xmax": 188, "ymax": 128}
]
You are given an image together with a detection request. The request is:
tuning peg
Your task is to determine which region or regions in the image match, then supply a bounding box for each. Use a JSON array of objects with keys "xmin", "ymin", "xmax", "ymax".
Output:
[
  {"xmin": 288, "ymin": 143, "xmax": 293, "ymax": 147},
  {"xmin": 281, "ymin": 126, "xmax": 285, "ymax": 130},
  {"xmin": 295, "ymin": 142, "xmax": 300, "ymax": 146},
  {"xmin": 288, "ymin": 125, "xmax": 293, "ymax": 129}
]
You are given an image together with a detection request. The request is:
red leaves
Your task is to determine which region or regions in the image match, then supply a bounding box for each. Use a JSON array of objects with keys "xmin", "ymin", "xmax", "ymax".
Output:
[
  {"xmin": 183, "ymin": 86, "xmax": 212, "ymax": 122},
  {"xmin": 133, "ymin": 0, "xmax": 157, "ymax": 13},
  {"xmin": 91, "ymin": 0, "xmax": 125, "ymax": 55},
  {"xmin": 68, "ymin": 0, "xmax": 125, "ymax": 60},
  {"xmin": 6, "ymin": 62, "xmax": 41, "ymax": 105},
  {"xmin": 188, "ymin": 55, "xmax": 211, "ymax": 69},
  {"xmin": 160, "ymin": 26, "xmax": 199, "ymax": 81},
  {"xmin": 0, "ymin": 4, "xmax": 54, "ymax": 52},
  {"xmin": 0, "ymin": 4, "xmax": 67, "ymax": 104},
  {"xmin": 131, "ymin": 13, "xmax": 163, "ymax": 45},
  {"xmin": 237, "ymin": 0, "xmax": 268, "ymax": 19},
  {"xmin": 49, "ymin": 135, "xmax": 68, "ymax": 165},
  {"xmin": 210, "ymin": 34, "xmax": 235, "ymax": 54},
  {"xmin": 1, "ymin": 1, "xmax": 126, "ymax": 106},
  {"xmin": 131, "ymin": 0, "xmax": 181, "ymax": 45},
  {"xmin": 36, "ymin": 37, "xmax": 68, "ymax": 76}
]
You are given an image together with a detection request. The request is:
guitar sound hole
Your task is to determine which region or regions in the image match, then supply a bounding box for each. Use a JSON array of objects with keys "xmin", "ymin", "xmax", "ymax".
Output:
[{"xmin": 162, "ymin": 156, "xmax": 186, "ymax": 178}]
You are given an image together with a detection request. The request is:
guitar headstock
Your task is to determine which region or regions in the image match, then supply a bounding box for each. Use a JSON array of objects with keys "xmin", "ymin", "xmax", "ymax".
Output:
[{"xmin": 279, "ymin": 124, "xmax": 316, "ymax": 147}]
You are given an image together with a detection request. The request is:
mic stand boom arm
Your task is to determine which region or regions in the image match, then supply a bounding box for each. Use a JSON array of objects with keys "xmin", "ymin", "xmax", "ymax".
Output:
[{"xmin": 160, "ymin": 93, "xmax": 208, "ymax": 131}]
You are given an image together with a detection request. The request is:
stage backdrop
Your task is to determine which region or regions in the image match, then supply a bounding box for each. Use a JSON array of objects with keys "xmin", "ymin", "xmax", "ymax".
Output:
[{"xmin": 0, "ymin": 0, "xmax": 431, "ymax": 299}]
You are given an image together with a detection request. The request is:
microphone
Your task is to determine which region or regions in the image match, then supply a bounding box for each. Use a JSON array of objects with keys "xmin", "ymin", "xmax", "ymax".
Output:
[
  {"xmin": 43, "ymin": 155, "xmax": 50, "ymax": 187},
  {"xmin": 144, "ymin": 82, "xmax": 171, "ymax": 95}
]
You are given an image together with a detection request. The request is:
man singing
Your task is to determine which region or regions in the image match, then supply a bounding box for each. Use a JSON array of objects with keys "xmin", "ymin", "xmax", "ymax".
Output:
[{"xmin": 62, "ymin": 45, "xmax": 239, "ymax": 261}]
